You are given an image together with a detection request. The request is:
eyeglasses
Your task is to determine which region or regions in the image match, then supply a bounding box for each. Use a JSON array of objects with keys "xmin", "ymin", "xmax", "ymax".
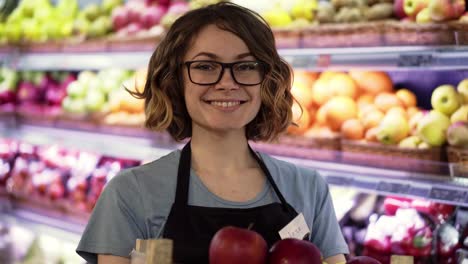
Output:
[{"xmin": 184, "ymin": 60, "xmax": 267, "ymax": 86}]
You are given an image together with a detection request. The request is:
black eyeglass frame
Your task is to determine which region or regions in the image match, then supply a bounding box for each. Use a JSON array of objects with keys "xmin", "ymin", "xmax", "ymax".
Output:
[{"xmin": 183, "ymin": 60, "xmax": 267, "ymax": 86}]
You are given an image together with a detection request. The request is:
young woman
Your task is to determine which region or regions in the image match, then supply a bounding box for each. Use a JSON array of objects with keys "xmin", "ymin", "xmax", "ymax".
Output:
[{"xmin": 77, "ymin": 2, "xmax": 349, "ymax": 264}]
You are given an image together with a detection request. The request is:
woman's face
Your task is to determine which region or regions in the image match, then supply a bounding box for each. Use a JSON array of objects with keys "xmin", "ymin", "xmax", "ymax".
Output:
[{"xmin": 182, "ymin": 24, "xmax": 262, "ymax": 136}]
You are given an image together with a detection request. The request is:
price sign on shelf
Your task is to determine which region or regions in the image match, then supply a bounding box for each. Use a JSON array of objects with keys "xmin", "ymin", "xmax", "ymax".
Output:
[
  {"xmin": 376, "ymin": 182, "xmax": 410, "ymax": 195},
  {"xmin": 398, "ymin": 53, "xmax": 433, "ymax": 67},
  {"xmin": 429, "ymin": 187, "xmax": 467, "ymax": 203},
  {"xmin": 326, "ymin": 175, "xmax": 353, "ymax": 186}
]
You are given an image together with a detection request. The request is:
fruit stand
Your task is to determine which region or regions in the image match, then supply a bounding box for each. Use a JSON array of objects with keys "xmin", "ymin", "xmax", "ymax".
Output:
[{"xmin": 1, "ymin": 0, "xmax": 468, "ymax": 263}]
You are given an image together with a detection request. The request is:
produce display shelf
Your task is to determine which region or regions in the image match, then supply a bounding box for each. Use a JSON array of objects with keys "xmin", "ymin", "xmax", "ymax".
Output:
[
  {"xmin": 0, "ymin": 199, "xmax": 86, "ymax": 236},
  {"xmin": 11, "ymin": 51, "xmax": 152, "ymax": 71},
  {"xmin": 282, "ymin": 155, "xmax": 468, "ymax": 207},
  {"xmin": 1, "ymin": 45, "xmax": 468, "ymax": 71},
  {"xmin": 2, "ymin": 120, "xmax": 468, "ymax": 207}
]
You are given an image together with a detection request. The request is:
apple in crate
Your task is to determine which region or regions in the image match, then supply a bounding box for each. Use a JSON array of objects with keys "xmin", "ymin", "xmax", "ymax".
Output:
[
  {"xmin": 268, "ymin": 238, "xmax": 322, "ymax": 264},
  {"xmin": 209, "ymin": 226, "xmax": 268, "ymax": 264}
]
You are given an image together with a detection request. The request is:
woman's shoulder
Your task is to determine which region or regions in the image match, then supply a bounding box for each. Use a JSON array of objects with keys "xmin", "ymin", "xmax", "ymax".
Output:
[{"xmin": 107, "ymin": 149, "xmax": 181, "ymax": 191}]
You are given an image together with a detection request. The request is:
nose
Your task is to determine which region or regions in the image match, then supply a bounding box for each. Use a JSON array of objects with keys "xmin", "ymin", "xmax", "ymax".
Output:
[{"xmin": 216, "ymin": 68, "xmax": 239, "ymax": 90}]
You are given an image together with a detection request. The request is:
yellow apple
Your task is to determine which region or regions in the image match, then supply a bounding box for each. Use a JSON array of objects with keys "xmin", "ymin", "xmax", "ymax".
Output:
[
  {"xmin": 377, "ymin": 113, "xmax": 409, "ymax": 145},
  {"xmin": 417, "ymin": 110, "xmax": 451, "ymax": 147},
  {"xmin": 399, "ymin": 135, "xmax": 422, "ymax": 148},
  {"xmin": 450, "ymin": 105, "xmax": 468, "ymax": 123},
  {"xmin": 416, "ymin": 7, "xmax": 431, "ymax": 23},
  {"xmin": 431, "ymin": 84, "xmax": 460, "ymax": 116},
  {"xmin": 457, "ymin": 79, "xmax": 468, "ymax": 103}
]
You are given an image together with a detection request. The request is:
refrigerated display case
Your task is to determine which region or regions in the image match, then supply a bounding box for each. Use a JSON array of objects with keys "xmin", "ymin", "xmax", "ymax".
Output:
[{"xmin": 1, "ymin": 1, "xmax": 468, "ymax": 263}]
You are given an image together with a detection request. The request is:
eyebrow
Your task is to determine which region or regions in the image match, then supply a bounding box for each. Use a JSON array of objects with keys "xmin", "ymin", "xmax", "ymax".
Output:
[{"xmin": 191, "ymin": 52, "xmax": 254, "ymax": 60}]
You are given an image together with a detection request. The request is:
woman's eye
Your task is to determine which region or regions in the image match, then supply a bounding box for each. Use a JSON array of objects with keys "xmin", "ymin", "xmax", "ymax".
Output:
[
  {"xmin": 236, "ymin": 63, "xmax": 258, "ymax": 71},
  {"xmin": 192, "ymin": 63, "xmax": 217, "ymax": 71}
]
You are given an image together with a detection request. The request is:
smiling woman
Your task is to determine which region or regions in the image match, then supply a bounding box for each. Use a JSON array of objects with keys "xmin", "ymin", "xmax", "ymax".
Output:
[{"xmin": 76, "ymin": 3, "xmax": 349, "ymax": 264}]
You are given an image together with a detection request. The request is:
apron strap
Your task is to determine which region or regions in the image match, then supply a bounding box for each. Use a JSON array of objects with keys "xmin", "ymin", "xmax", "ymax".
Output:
[
  {"xmin": 248, "ymin": 144, "xmax": 290, "ymax": 213},
  {"xmin": 174, "ymin": 141, "xmax": 291, "ymax": 213},
  {"xmin": 174, "ymin": 142, "xmax": 192, "ymax": 207}
]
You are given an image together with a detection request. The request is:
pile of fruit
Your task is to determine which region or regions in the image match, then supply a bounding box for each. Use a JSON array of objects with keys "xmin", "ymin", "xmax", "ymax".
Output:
[
  {"xmin": 288, "ymin": 70, "xmax": 468, "ymax": 151},
  {"xmin": 209, "ymin": 226, "xmax": 381, "ymax": 264},
  {"xmin": 317, "ymin": 0, "xmax": 394, "ymax": 24},
  {"xmin": 394, "ymin": 0, "xmax": 467, "ymax": 23},
  {"xmin": 1, "ymin": 139, "xmax": 141, "ymax": 212}
]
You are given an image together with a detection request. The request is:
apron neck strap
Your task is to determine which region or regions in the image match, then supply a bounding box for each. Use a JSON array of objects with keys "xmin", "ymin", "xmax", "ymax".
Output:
[{"xmin": 175, "ymin": 141, "xmax": 290, "ymax": 212}]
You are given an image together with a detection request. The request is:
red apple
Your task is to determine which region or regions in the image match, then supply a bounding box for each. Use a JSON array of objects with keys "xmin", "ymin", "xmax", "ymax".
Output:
[
  {"xmin": 140, "ymin": 5, "xmax": 166, "ymax": 29},
  {"xmin": 428, "ymin": 0, "xmax": 466, "ymax": 21},
  {"xmin": 209, "ymin": 226, "xmax": 268, "ymax": 264},
  {"xmin": 112, "ymin": 6, "xmax": 130, "ymax": 31},
  {"xmin": 127, "ymin": 1, "xmax": 146, "ymax": 23},
  {"xmin": 269, "ymin": 238, "xmax": 322, "ymax": 264},
  {"xmin": 394, "ymin": 0, "xmax": 408, "ymax": 19},
  {"xmin": 347, "ymin": 256, "xmax": 382, "ymax": 264}
]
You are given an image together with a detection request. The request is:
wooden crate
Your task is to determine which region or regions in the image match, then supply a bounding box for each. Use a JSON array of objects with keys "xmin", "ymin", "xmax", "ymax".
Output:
[{"xmin": 341, "ymin": 140, "xmax": 448, "ymax": 174}]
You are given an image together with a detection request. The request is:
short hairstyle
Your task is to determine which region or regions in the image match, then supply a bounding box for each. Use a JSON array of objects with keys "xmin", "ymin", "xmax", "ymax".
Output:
[{"xmin": 132, "ymin": 2, "xmax": 294, "ymax": 142}]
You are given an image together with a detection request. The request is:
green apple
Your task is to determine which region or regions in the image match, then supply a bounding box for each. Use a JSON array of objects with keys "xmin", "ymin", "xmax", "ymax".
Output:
[
  {"xmin": 88, "ymin": 16, "xmax": 112, "ymax": 38},
  {"xmin": 85, "ymin": 90, "xmax": 106, "ymax": 112},
  {"xmin": 82, "ymin": 4, "xmax": 102, "ymax": 22},
  {"xmin": 446, "ymin": 121, "xmax": 468, "ymax": 147},
  {"xmin": 67, "ymin": 81, "xmax": 87, "ymax": 99},
  {"xmin": 377, "ymin": 113, "xmax": 409, "ymax": 145},
  {"xmin": 398, "ymin": 135, "xmax": 422, "ymax": 148},
  {"xmin": 416, "ymin": 7, "xmax": 431, "ymax": 23},
  {"xmin": 431, "ymin": 84, "xmax": 460, "ymax": 116},
  {"xmin": 62, "ymin": 97, "xmax": 87, "ymax": 114},
  {"xmin": 102, "ymin": 0, "xmax": 123, "ymax": 15},
  {"xmin": 417, "ymin": 110, "xmax": 451, "ymax": 146},
  {"xmin": 457, "ymin": 79, "xmax": 468, "ymax": 104},
  {"xmin": 77, "ymin": 71, "xmax": 96, "ymax": 87},
  {"xmin": 404, "ymin": 0, "xmax": 428, "ymax": 17},
  {"xmin": 450, "ymin": 105, "xmax": 468, "ymax": 123}
]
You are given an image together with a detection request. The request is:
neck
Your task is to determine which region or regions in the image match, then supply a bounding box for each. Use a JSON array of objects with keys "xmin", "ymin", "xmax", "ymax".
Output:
[{"xmin": 190, "ymin": 126, "xmax": 257, "ymax": 175}]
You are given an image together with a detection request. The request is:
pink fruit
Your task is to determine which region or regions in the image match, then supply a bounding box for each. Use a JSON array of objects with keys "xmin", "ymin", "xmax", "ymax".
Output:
[
  {"xmin": 347, "ymin": 256, "xmax": 382, "ymax": 264},
  {"xmin": 112, "ymin": 6, "xmax": 130, "ymax": 31},
  {"xmin": 140, "ymin": 5, "xmax": 166, "ymax": 29}
]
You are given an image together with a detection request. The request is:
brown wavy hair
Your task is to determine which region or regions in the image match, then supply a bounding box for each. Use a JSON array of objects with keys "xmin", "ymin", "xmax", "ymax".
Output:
[{"xmin": 131, "ymin": 2, "xmax": 294, "ymax": 142}]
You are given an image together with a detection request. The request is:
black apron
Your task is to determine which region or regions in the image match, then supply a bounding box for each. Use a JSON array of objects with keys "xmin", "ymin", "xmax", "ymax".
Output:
[{"xmin": 162, "ymin": 142, "xmax": 301, "ymax": 263}]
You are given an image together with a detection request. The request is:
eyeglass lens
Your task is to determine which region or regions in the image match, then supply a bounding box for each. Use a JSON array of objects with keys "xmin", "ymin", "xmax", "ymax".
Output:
[{"xmin": 188, "ymin": 61, "xmax": 264, "ymax": 85}]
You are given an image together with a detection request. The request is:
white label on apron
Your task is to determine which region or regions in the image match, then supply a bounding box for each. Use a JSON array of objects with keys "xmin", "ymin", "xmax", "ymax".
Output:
[{"xmin": 279, "ymin": 213, "xmax": 310, "ymax": 240}]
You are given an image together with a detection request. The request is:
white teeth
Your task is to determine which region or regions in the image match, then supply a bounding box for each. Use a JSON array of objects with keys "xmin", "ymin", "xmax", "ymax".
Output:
[{"xmin": 210, "ymin": 101, "xmax": 241, "ymax": 107}]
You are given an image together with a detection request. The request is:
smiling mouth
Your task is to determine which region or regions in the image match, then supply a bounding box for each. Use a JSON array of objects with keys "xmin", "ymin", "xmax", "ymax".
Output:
[{"xmin": 204, "ymin": 100, "xmax": 247, "ymax": 108}]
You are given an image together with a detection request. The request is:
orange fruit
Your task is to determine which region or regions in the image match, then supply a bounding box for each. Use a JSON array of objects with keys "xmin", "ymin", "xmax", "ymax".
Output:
[
  {"xmin": 395, "ymin": 88, "xmax": 417, "ymax": 108},
  {"xmin": 386, "ymin": 106, "xmax": 408, "ymax": 120},
  {"xmin": 328, "ymin": 73, "xmax": 358, "ymax": 99},
  {"xmin": 374, "ymin": 92, "xmax": 404, "ymax": 112},
  {"xmin": 341, "ymin": 119, "xmax": 365, "ymax": 140},
  {"xmin": 325, "ymin": 96, "xmax": 358, "ymax": 131},
  {"xmin": 315, "ymin": 104, "xmax": 329, "ymax": 125},
  {"xmin": 357, "ymin": 94, "xmax": 375, "ymax": 108},
  {"xmin": 319, "ymin": 71, "xmax": 342, "ymax": 82},
  {"xmin": 291, "ymin": 84, "xmax": 314, "ymax": 110},
  {"xmin": 288, "ymin": 102, "xmax": 311, "ymax": 135},
  {"xmin": 365, "ymin": 127, "xmax": 379, "ymax": 142},
  {"xmin": 311, "ymin": 78, "xmax": 333, "ymax": 106},
  {"xmin": 361, "ymin": 109, "xmax": 385, "ymax": 130},
  {"xmin": 291, "ymin": 71, "xmax": 318, "ymax": 109},
  {"xmin": 349, "ymin": 71, "xmax": 394, "ymax": 95}
]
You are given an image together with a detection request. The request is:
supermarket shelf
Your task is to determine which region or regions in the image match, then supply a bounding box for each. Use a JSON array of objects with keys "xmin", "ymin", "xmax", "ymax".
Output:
[
  {"xmin": 2, "ymin": 120, "xmax": 468, "ymax": 207},
  {"xmin": 12, "ymin": 51, "xmax": 152, "ymax": 70},
  {"xmin": 279, "ymin": 155, "xmax": 468, "ymax": 207},
  {"xmin": 2, "ymin": 45, "xmax": 468, "ymax": 70},
  {"xmin": 280, "ymin": 45, "xmax": 468, "ymax": 70},
  {"xmin": 0, "ymin": 206, "xmax": 85, "ymax": 238}
]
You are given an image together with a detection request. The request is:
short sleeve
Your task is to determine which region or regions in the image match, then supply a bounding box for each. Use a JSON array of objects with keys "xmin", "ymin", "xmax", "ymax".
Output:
[
  {"xmin": 310, "ymin": 174, "xmax": 349, "ymax": 258},
  {"xmin": 76, "ymin": 169, "xmax": 147, "ymax": 264}
]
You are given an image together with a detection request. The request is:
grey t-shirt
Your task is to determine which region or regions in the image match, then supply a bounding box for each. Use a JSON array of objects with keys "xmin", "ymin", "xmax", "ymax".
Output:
[{"xmin": 76, "ymin": 150, "xmax": 349, "ymax": 263}]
